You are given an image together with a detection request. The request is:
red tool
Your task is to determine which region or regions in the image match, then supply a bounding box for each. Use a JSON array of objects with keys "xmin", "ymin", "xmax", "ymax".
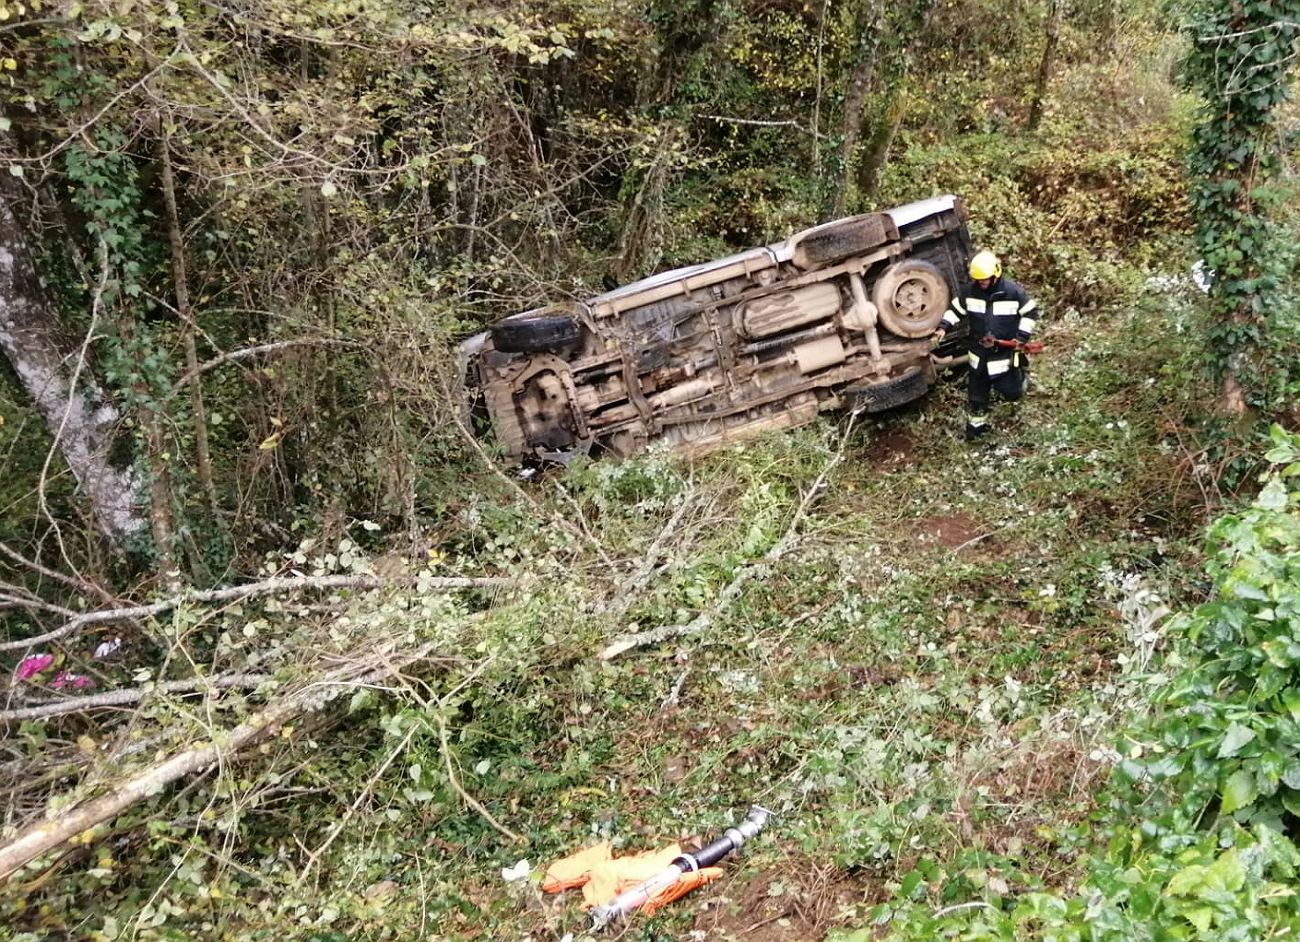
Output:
[{"xmin": 980, "ymin": 335, "xmax": 1044, "ymax": 354}]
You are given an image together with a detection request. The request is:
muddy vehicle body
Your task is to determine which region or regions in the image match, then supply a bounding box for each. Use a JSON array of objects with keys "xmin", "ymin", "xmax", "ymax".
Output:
[{"xmin": 459, "ymin": 195, "xmax": 972, "ymax": 463}]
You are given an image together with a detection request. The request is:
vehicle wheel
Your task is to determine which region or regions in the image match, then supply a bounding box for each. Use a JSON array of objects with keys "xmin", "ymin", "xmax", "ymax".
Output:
[
  {"xmin": 490, "ymin": 312, "xmax": 582, "ymax": 353},
  {"xmin": 791, "ymin": 214, "xmax": 894, "ymax": 269},
  {"xmin": 871, "ymin": 260, "xmax": 950, "ymax": 338},
  {"xmin": 848, "ymin": 367, "xmax": 929, "ymax": 413}
]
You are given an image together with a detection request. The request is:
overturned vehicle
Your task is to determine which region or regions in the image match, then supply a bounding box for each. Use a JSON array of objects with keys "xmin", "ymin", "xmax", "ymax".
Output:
[{"xmin": 459, "ymin": 195, "xmax": 972, "ymax": 463}]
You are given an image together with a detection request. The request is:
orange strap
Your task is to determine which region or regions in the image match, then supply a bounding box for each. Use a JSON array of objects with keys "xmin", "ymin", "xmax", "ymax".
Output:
[{"xmin": 643, "ymin": 866, "xmax": 724, "ymax": 915}]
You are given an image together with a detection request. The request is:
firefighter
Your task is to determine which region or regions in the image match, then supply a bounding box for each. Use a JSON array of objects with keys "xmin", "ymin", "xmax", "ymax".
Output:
[{"xmin": 933, "ymin": 250, "xmax": 1040, "ymax": 441}]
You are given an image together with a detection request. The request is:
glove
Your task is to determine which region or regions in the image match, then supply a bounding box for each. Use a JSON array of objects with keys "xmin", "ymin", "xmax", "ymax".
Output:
[{"xmin": 930, "ymin": 329, "xmax": 945, "ymax": 349}]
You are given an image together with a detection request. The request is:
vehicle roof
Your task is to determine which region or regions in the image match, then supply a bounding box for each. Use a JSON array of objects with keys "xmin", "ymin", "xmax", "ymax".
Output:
[
  {"xmin": 585, "ymin": 194, "xmax": 960, "ymax": 314},
  {"xmin": 460, "ymin": 194, "xmax": 962, "ymax": 342}
]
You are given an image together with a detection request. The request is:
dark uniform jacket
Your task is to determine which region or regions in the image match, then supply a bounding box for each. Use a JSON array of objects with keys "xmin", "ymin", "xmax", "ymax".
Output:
[{"xmin": 938, "ymin": 276, "xmax": 1040, "ymax": 368}]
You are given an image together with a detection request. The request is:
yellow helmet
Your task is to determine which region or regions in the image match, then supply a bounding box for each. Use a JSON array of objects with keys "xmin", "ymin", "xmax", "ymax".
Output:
[{"xmin": 969, "ymin": 251, "xmax": 1002, "ymax": 280}]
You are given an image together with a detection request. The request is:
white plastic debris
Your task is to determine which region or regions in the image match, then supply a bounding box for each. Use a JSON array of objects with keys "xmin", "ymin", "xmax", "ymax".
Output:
[
  {"xmin": 94, "ymin": 637, "xmax": 123, "ymax": 660},
  {"xmin": 501, "ymin": 859, "xmax": 531, "ymax": 882}
]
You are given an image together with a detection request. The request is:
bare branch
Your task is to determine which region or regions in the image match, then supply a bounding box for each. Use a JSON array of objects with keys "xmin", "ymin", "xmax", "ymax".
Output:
[
  {"xmin": 0, "ymin": 644, "xmax": 447, "ymax": 882},
  {"xmin": 696, "ymin": 113, "xmax": 820, "ymax": 136},
  {"xmin": 0, "ymin": 673, "xmax": 272, "ymax": 723},
  {"xmin": 0, "ymin": 573, "xmax": 511, "ymax": 652},
  {"xmin": 17, "ymin": 46, "xmax": 182, "ymax": 170},
  {"xmin": 0, "ymin": 590, "xmax": 76, "ymax": 617},
  {"xmin": 295, "ymin": 723, "xmax": 418, "ymax": 883},
  {"xmin": 168, "ymin": 339, "xmax": 356, "ymax": 395},
  {"xmin": 436, "ymin": 712, "xmax": 524, "ymax": 844},
  {"xmin": 598, "ymin": 414, "xmax": 859, "ymax": 660},
  {"xmin": 0, "ymin": 541, "xmax": 116, "ymax": 605}
]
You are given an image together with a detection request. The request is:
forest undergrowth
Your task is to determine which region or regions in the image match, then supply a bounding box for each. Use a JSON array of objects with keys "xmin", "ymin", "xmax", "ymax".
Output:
[
  {"xmin": 3, "ymin": 3, "xmax": 1299, "ymax": 939},
  {"xmin": 2, "ymin": 250, "xmax": 1238, "ymax": 941}
]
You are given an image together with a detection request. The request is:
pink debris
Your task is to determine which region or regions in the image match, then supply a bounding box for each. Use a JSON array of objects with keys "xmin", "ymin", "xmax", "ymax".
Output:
[
  {"xmin": 52, "ymin": 672, "xmax": 95, "ymax": 691},
  {"xmin": 15, "ymin": 653, "xmax": 54, "ymax": 681}
]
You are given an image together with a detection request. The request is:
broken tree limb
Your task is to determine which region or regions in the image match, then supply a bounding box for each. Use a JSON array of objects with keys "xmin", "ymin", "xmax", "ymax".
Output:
[
  {"xmin": 167, "ymin": 338, "xmax": 356, "ymax": 396},
  {"xmin": 0, "ymin": 573, "xmax": 511, "ymax": 652},
  {"xmin": 594, "ymin": 489, "xmax": 706, "ymax": 618},
  {"xmin": 0, "ymin": 672, "xmax": 272, "ymax": 723},
  {"xmin": 0, "ymin": 644, "xmax": 440, "ymax": 883},
  {"xmin": 435, "ymin": 712, "xmax": 524, "ymax": 844},
  {"xmin": 597, "ymin": 415, "xmax": 857, "ymax": 661}
]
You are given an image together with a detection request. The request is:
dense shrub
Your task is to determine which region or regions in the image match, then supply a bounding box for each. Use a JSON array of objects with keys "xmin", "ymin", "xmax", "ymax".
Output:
[{"xmin": 860, "ymin": 427, "xmax": 1300, "ymax": 941}]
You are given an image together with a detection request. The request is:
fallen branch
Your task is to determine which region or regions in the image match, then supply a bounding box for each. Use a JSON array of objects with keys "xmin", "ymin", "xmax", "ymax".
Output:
[
  {"xmin": 296, "ymin": 723, "xmax": 418, "ymax": 884},
  {"xmin": 594, "ymin": 489, "xmax": 704, "ymax": 617},
  {"xmin": 0, "ymin": 573, "xmax": 510, "ymax": 652},
  {"xmin": 0, "ymin": 673, "xmax": 272, "ymax": 723},
  {"xmin": 0, "ymin": 643, "xmax": 441, "ymax": 883},
  {"xmin": 598, "ymin": 415, "xmax": 857, "ymax": 660},
  {"xmin": 167, "ymin": 338, "xmax": 355, "ymax": 395},
  {"xmin": 436, "ymin": 713, "xmax": 524, "ymax": 844}
]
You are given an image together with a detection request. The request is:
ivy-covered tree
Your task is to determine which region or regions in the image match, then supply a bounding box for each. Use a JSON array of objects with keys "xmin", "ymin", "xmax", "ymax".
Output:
[{"xmin": 1181, "ymin": 0, "xmax": 1300, "ymax": 418}]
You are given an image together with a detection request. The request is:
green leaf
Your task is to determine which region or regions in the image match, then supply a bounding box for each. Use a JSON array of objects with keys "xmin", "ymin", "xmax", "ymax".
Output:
[
  {"xmin": 1166, "ymin": 864, "xmax": 1207, "ymax": 896},
  {"xmin": 899, "ymin": 869, "xmax": 925, "ymax": 899},
  {"xmin": 1281, "ymin": 789, "xmax": 1300, "ymax": 817},
  {"xmin": 1221, "ymin": 769, "xmax": 1258, "ymax": 813},
  {"xmin": 1256, "ymin": 478, "xmax": 1288, "ymax": 510},
  {"xmin": 1207, "ymin": 849, "xmax": 1245, "ymax": 892},
  {"xmin": 1217, "ymin": 723, "xmax": 1256, "ymax": 758},
  {"xmin": 1183, "ymin": 905, "xmax": 1214, "ymax": 932}
]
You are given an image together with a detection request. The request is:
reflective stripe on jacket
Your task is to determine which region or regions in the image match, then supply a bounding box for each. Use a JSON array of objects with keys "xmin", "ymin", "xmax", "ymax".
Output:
[{"xmin": 939, "ymin": 276, "xmax": 1039, "ymax": 362}]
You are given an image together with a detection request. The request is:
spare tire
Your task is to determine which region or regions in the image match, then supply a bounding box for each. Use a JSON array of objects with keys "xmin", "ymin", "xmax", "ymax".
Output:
[
  {"xmin": 490, "ymin": 312, "xmax": 582, "ymax": 353},
  {"xmin": 790, "ymin": 214, "xmax": 896, "ymax": 270},
  {"xmin": 870, "ymin": 260, "xmax": 950, "ymax": 338}
]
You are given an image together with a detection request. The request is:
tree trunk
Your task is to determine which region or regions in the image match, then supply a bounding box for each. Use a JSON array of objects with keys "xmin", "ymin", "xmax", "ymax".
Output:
[
  {"xmin": 0, "ymin": 185, "xmax": 143, "ymax": 544},
  {"xmin": 1028, "ymin": 0, "xmax": 1064, "ymax": 132},
  {"xmin": 856, "ymin": 92, "xmax": 905, "ymax": 200},
  {"xmin": 158, "ymin": 121, "xmax": 219, "ymax": 519},
  {"xmin": 821, "ymin": 0, "xmax": 883, "ymax": 218},
  {"xmin": 833, "ymin": 0, "xmax": 935, "ymax": 211}
]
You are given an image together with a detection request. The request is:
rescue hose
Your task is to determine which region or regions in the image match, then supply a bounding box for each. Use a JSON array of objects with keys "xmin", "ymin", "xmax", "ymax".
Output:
[{"xmin": 588, "ymin": 804, "xmax": 773, "ymax": 929}]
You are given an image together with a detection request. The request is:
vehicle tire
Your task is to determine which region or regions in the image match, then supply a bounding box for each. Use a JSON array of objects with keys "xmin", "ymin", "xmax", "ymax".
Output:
[
  {"xmin": 848, "ymin": 367, "xmax": 929, "ymax": 413},
  {"xmin": 871, "ymin": 260, "xmax": 950, "ymax": 338},
  {"xmin": 791, "ymin": 214, "xmax": 894, "ymax": 270},
  {"xmin": 490, "ymin": 312, "xmax": 582, "ymax": 353}
]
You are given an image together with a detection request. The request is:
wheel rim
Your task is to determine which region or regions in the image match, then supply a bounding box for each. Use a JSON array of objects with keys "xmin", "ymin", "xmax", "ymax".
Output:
[{"xmin": 893, "ymin": 278, "xmax": 934, "ymax": 321}]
